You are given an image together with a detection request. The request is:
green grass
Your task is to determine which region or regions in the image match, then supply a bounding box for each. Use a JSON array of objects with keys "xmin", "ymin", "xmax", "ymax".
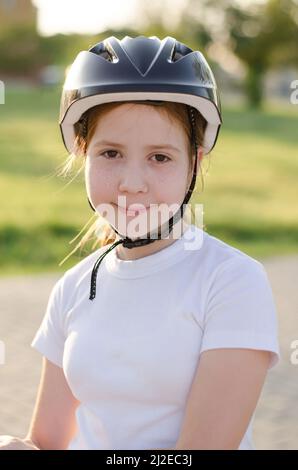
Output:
[{"xmin": 0, "ymin": 86, "xmax": 297, "ymax": 275}]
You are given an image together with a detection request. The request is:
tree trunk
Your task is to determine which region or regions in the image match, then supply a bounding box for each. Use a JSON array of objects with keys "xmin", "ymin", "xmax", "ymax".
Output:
[{"xmin": 245, "ymin": 65, "xmax": 264, "ymax": 109}]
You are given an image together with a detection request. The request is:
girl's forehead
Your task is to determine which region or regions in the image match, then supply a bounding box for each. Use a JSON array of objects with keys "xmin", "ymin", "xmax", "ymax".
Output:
[
  {"xmin": 98, "ymin": 102, "xmax": 170, "ymax": 121},
  {"xmin": 93, "ymin": 103, "xmax": 182, "ymax": 133},
  {"xmin": 87, "ymin": 102, "xmax": 191, "ymax": 153},
  {"xmin": 88, "ymin": 104, "xmax": 189, "ymax": 152}
]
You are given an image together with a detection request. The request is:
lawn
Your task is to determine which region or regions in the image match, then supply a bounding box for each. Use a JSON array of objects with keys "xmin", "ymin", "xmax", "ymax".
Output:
[{"xmin": 0, "ymin": 86, "xmax": 297, "ymax": 275}]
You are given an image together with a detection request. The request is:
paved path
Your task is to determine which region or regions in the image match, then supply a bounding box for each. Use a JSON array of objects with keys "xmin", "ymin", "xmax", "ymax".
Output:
[{"xmin": 0, "ymin": 255, "xmax": 297, "ymax": 449}]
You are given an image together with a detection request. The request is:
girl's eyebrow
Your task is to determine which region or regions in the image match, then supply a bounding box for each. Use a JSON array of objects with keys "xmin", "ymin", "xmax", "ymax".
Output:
[{"xmin": 92, "ymin": 140, "xmax": 181, "ymax": 153}]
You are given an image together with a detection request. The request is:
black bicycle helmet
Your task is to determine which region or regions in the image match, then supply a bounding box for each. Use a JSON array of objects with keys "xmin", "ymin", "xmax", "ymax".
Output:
[
  {"xmin": 58, "ymin": 35, "xmax": 223, "ymax": 300},
  {"xmin": 59, "ymin": 35, "xmax": 222, "ymax": 156}
]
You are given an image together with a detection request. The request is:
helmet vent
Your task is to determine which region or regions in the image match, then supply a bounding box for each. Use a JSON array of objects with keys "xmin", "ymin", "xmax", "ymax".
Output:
[
  {"xmin": 89, "ymin": 42, "xmax": 115, "ymax": 62},
  {"xmin": 171, "ymin": 42, "xmax": 193, "ymax": 62}
]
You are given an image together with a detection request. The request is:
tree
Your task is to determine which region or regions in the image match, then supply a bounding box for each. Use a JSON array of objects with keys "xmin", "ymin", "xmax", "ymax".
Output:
[
  {"xmin": 226, "ymin": 0, "xmax": 298, "ymax": 107},
  {"xmin": 0, "ymin": 23, "xmax": 42, "ymax": 76},
  {"xmin": 176, "ymin": 0, "xmax": 298, "ymax": 107}
]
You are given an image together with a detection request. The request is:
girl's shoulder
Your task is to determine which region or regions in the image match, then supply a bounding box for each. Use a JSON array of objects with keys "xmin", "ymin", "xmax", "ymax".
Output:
[
  {"xmin": 65, "ymin": 243, "xmax": 113, "ymax": 277},
  {"xmin": 58, "ymin": 243, "xmax": 113, "ymax": 297},
  {"xmin": 197, "ymin": 228, "xmax": 265, "ymax": 278}
]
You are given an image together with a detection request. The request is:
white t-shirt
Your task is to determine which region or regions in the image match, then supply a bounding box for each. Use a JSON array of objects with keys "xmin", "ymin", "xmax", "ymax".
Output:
[{"xmin": 31, "ymin": 224, "xmax": 280, "ymax": 450}]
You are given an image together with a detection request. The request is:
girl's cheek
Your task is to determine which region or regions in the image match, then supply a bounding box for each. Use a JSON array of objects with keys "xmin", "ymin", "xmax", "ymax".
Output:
[
  {"xmin": 89, "ymin": 173, "xmax": 113, "ymax": 195},
  {"xmin": 154, "ymin": 166, "xmax": 185, "ymax": 188},
  {"xmin": 85, "ymin": 165, "xmax": 107, "ymax": 198},
  {"xmin": 87, "ymin": 161, "xmax": 112, "ymax": 183}
]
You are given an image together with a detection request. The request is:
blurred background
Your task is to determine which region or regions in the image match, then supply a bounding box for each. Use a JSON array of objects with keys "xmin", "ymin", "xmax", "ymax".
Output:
[{"xmin": 0, "ymin": 0, "xmax": 297, "ymax": 450}]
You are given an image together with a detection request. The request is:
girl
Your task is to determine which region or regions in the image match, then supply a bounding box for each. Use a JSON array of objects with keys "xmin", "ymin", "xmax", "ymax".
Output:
[{"xmin": 0, "ymin": 35, "xmax": 280, "ymax": 450}]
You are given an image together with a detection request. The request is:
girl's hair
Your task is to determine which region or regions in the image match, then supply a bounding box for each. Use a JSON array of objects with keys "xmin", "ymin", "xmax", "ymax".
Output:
[{"xmin": 57, "ymin": 101, "xmax": 208, "ymax": 265}]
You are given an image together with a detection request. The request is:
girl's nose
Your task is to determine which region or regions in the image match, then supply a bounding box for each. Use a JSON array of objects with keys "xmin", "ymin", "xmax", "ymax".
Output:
[{"xmin": 118, "ymin": 167, "xmax": 148, "ymax": 194}]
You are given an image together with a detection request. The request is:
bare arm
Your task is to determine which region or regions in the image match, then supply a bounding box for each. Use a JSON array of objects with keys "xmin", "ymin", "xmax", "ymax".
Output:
[
  {"xmin": 174, "ymin": 348, "xmax": 271, "ymax": 450},
  {"xmin": 25, "ymin": 356, "xmax": 80, "ymax": 450}
]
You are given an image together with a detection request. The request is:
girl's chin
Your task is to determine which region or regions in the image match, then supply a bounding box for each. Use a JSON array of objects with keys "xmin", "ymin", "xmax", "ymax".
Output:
[
  {"xmin": 110, "ymin": 213, "xmax": 162, "ymax": 239},
  {"xmin": 99, "ymin": 204, "xmax": 184, "ymax": 239},
  {"xmin": 113, "ymin": 219, "xmax": 152, "ymax": 239}
]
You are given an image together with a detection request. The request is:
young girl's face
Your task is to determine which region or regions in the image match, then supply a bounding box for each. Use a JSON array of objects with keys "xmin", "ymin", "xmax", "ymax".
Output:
[{"xmin": 85, "ymin": 103, "xmax": 202, "ymax": 259}]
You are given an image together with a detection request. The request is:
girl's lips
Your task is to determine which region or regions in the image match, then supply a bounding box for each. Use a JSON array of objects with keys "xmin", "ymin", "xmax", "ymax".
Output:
[{"xmin": 116, "ymin": 204, "xmax": 148, "ymax": 216}]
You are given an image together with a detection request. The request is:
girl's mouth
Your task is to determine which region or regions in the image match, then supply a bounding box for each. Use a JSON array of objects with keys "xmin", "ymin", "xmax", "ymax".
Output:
[{"xmin": 116, "ymin": 204, "xmax": 148, "ymax": 216}]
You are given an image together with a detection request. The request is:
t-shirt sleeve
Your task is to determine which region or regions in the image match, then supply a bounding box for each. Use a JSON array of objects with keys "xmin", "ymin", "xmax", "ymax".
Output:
[
  {"xmin": 30, "ymin": 274, "xmax": 67, "ymax": 368},
  {"xmin": 200, "ymin": 257, "xmax": 280, "ymax": 369}
]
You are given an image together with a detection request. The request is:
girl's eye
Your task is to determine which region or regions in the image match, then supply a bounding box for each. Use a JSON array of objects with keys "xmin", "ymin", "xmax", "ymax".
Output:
[
  {"xmin": 99, "ymin": 150, "xmax": 171, "ymax": 163},
  {"xmin": 151, "ymin": 154, "xmax": 171, "ymax": 164},
  {"xmin": 101, "ymin": 150, "xmax": 119, "ymax": 159}
]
